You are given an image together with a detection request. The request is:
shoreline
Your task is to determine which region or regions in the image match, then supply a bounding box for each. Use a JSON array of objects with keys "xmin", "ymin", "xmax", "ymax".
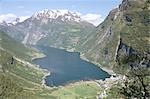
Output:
[
  {"xmin": 80, "ymin": 53, "xmax": 115, "ymax": 75},
  {"xmin": 29, "ymin": 48, "xmax": 50, "ymax": 87},
  {"xmin": 41, "ymin": 71, "xmax": 51, "ymax": 86},
  {"xmin": 58, "ymin": 74, "xmax": 123, "ymax": 91},
  {"xmin": 31, "ymin": 54, "xmax": 51, "ymax": 87},
  {"xmin": 31, "ymin": 52, "xmax": 46, "ymax": 61},
  {"xmin": 14, "ymin": 56, "xmax": 52, "ymax": 88}
]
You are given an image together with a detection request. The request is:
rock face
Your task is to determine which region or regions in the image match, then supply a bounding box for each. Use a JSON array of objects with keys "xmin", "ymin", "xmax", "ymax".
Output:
[{"xmin": 79, "ymin": 0, "xmax": 150, "ymax": 72}]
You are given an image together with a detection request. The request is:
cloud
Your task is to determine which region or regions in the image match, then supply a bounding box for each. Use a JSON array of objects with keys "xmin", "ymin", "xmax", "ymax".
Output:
[
  {"xmin": 81, "ymin": 14, "xmax": 104, "ymax": 26},
  {"xmin": 0, "ymin": 13, "xmax": 29, "ymax": 23},
  {"xmin": 0, "ymin": 13, "xmax": 17, "ymax": 23}
]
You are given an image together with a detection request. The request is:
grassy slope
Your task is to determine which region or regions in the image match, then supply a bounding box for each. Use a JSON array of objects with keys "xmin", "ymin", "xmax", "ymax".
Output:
[
  {"xmin": 0, "ymin": 31, "xmax": 55, "ymax": 98},
  {"xmin": 78, "ymin": 8, "xmax": 122, "ymax": 69},
  {"xmin": 0, "ymin": 49, "xmax": 55, "ymax": 99},
  {"xmin": 0, "ymin": 31, "xmax": 44, "ymax": 61},
  {"xmin": 50, "ymin": 81, "xmax": 101, "ymax": 99}
]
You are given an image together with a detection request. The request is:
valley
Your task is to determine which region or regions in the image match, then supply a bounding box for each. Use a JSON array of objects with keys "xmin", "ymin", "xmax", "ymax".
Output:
[{"xmin": 0, "ymin": 0, "xmax": 150, "ymax": 98}]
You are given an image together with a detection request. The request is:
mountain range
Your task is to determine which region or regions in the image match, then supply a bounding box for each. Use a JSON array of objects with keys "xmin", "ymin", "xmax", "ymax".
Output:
[{"xmin": 0, "ymin": 10, "xmax": 95, "ymax": 50}]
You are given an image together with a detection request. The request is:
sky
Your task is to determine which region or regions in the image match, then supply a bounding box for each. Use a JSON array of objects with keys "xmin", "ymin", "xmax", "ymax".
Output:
[{"xmin": 0, "ymin": 0, "xmax": 122, "ymax": 26}]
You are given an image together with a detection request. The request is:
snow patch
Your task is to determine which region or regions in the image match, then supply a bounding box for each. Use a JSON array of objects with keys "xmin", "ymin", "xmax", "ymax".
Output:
[{"xmin": 32, "ymin": 9, "xmax": 82, "ymax": 22}]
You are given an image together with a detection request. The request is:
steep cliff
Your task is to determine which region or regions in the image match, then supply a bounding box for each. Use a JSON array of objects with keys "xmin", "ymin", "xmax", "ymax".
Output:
[{"xmin": 80, "ymin": 0, "xmax": 150, "ymax": 73}]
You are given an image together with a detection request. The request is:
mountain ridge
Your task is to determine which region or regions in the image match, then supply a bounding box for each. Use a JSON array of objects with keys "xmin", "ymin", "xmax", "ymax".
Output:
[{"xmin": 31, "ymin": 9, "xmax": 82, "ymax": 22}]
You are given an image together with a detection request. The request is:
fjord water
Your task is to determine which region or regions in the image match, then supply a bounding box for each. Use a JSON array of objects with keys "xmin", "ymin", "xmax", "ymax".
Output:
[{"xmin": 33, "ymin": 46, "xmax": 110, "ymax": 86}]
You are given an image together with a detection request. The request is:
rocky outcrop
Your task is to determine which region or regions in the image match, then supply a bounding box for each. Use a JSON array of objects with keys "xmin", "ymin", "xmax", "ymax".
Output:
[
  {"xmin": 115, "ymin": 38, "xmax": 133, "ymax": 62},
  {"xmin": 115, "ymin": 37, "xmax": 150, "ymax": 70}
]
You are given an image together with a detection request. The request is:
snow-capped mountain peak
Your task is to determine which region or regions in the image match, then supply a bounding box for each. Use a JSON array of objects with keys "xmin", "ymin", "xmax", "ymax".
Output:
[
  {"xmin": 31, "ymin": 9, "xmax": 82, "ymax": 22},
  {"xmin": 0, "ymin": 16, "xmax": 30, "ymax": 26},
  {"xmin": 0, "ymin": 18, "xmax": 19, "ymax": 26}
]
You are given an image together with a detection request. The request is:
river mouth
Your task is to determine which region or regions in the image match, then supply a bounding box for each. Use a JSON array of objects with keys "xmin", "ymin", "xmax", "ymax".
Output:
[{"xmin": 33, "ymin": 46, "xmax": 110, "ymax": 86}]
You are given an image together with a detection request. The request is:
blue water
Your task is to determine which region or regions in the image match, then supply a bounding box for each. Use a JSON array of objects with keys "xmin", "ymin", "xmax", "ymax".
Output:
[{"xmin": 33, "ymin": 46, "xmax": 110, "ymax": 86}]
